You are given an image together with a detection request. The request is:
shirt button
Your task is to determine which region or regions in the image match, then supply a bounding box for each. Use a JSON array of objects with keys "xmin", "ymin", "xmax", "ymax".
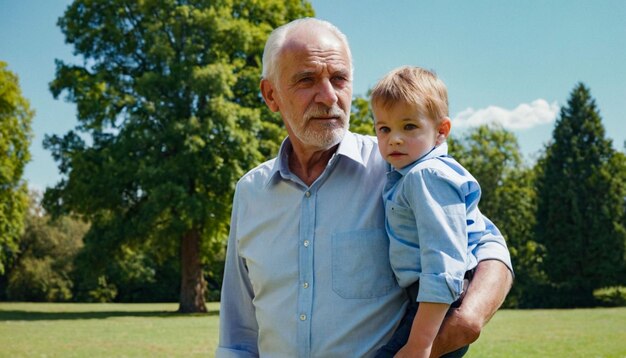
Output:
[
  {"xmin": 305, "ymin": 191, "xmax": 311, "ymax": 198},
  {"xmin": 303, "ymin": 282, "xmax": 309, "ymax": 288},
  {"xmin": 300, "ymin": 314, "xmax": 307, "ymax": 321},
  {"xmin": 303, "ymin": 240, "xmax": 310, "ymax": 247}
]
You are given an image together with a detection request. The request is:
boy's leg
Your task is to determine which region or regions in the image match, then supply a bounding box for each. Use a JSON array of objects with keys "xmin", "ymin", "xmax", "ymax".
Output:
[
  {"xmin": 375, "ymin": 284, "xmax": 420, "ymax": 358},
  {"xmin": 374, "ymin": 301, "xmax": 418, "ymax": 357}
]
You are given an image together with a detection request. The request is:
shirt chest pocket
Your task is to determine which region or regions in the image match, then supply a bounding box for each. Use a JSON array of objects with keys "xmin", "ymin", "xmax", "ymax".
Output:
[
  {"xmin": 331, "ymin": 229, "xmax": 398, "ymax": 299},
  {"xmin": 385, "ymin": 200, "xmax": 416, "ymax": 240}
]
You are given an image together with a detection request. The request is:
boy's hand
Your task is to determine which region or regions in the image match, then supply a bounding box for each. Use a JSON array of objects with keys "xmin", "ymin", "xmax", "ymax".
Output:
[{"xmin": 395, "ymin": 344, "xmax": 430, "ymax": 358}]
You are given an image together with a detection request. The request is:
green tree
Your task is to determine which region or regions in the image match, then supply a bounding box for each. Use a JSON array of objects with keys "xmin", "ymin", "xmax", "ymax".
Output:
[
  {"xmin": 0, "ymin": 61, "xmax": 33, "ymax": 274},
  {"xmin": 350, "ymin": 94, "xmax": 374, "ymax": 135},
  {"xmin": 493, "ymin": 167, "xmax": 546, "ymax": 307},
  {"xmin": 4, "ymin": 191, "xmax": 88, "ymax": 301},
  {"xmin": 45, "ymin": 0, "xmax": 313, "ymax": 312},
  {"xmin": 71, "ymin": 228, "xmax": 182, "ymax": 303},
  {"xmin": 535, "ymin": 83, "xmax": 626, "ymax": 307},
  {"xmin": 450, "ymin": 125, "xmax": 543, "ymax": 307},
  {"xmin": 607, "ymin": 150, "xmax": 626, "ymax": 284}
]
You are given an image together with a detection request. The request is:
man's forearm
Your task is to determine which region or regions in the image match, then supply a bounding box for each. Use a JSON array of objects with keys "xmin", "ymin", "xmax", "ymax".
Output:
[
  {"xmin": 459, "ymin": 259, "xmax": 513, "ymax": 329},
  {"xmin": 430, "ymin": 260, "xmax": 513, "ymax": 357}
]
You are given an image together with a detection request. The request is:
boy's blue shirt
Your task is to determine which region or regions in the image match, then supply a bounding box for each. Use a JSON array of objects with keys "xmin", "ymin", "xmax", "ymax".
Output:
[{"xmin": 384, "ymin": 142, "xmax": 512, "ymax": 304}]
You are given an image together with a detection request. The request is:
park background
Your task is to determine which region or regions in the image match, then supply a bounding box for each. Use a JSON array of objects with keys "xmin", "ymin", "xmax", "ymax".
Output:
[{"xmin": 1, "ymin": 0, "xmax": 626, "ymax": 356}]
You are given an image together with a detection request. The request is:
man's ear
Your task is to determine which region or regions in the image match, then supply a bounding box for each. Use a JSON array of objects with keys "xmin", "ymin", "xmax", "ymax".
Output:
[
  {"xmin": 260, "ymin": 79, "xmax": 280, "ymax": 113},
  {"xmin": 436, "ymin": 117, "xmax": 451, "ymax": 145}
]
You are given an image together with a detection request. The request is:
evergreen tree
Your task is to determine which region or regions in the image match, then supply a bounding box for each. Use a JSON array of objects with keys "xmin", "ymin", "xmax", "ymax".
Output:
[
  {"xmin": 535, "ymin": 83, "xmax": 626, "ymax": 307},
  {"xmin": 44, "ymin": 0, "xmax": 313, "ymax": 312}
]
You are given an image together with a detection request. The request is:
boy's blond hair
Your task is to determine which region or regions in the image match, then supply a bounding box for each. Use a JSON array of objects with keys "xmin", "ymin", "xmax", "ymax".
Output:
[{"xmin": 370, "ymin": 66, "xmax": 449, "ymax": 122}]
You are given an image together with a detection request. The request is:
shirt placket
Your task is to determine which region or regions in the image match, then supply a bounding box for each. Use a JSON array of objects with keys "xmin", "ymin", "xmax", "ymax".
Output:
[{"xmin": 297, "ymin": 187, "xmax": 315, "ymax": 357}]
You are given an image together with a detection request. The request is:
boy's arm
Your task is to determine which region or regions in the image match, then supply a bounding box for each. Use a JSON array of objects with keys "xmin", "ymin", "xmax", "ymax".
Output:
[
  {"xmin": 429, "ymin": 259, "xmax": 513, "ymax": 357},
  {"xmin": 396, "ymin": 302, "xmax": 450, "ymax": 358}
]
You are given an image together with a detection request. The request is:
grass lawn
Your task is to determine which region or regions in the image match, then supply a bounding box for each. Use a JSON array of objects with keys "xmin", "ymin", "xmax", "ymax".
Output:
[
  {"xmin": 467, "ymin": 307, "xmax": 626, "ymax": 357},
  {"xmin": 1, "ymin": 303, "xmax": 625, "ymax": 357},
  {"xmin": 0, "ymin": 302, "xmax": 219, "ymax": 357}
]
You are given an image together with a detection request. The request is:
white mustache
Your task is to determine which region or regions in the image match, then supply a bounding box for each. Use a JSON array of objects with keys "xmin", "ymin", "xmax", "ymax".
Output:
[{"xmin": 304, "ymin": 105, "xmax": 346, "ymax": 120}]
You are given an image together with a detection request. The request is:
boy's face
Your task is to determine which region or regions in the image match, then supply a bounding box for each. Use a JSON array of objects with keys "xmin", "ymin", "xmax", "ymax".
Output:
[{"xmin": 374, "ymin": 101, "xmax": 448, "ymax": 169}]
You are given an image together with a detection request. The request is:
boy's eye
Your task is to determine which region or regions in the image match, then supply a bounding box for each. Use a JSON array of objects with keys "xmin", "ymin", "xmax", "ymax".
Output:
[
  {"xmin": 404, "ymin": 124, "xmax": 418, "ymax": 130},
  {"xmin": 377, "ymin": 126, "xmax": 390, "ymax": 133}
]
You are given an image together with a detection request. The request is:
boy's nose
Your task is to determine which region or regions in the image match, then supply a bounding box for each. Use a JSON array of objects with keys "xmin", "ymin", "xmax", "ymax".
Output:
[{"xmin": 389, "ymin": 134, "xmax": 403, "ymax": 145}]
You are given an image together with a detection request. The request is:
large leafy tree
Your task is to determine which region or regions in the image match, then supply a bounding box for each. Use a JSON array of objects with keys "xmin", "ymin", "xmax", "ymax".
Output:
[
  {"xmin": 0, "ymin": 61, "xmax": 33, "ymax": 274},
  {"xmin": 45, "ymin": 0, "xmax": 313, "ymax": 312},
  {"xmin": 450, "ymin": 125, "xmax": 543, "ymax": 307},
  {"xmin": 535, "ymin": 83, "xmax": 626, "ymax": 307}
]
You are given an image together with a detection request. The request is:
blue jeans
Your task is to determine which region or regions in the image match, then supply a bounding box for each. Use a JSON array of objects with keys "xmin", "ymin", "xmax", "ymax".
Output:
[{"xmin": 375, "ymin": 280, "xmax": 470, "ymax": 358}]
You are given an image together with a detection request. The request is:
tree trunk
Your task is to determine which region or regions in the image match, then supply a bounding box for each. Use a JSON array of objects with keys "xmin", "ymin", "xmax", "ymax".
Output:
[{"xmin": 178, "ymin": 228, "xmax": 207, "ymax": 313}]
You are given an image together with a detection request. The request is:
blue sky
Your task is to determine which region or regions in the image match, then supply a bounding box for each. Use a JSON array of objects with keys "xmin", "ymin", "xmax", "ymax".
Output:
[{"xmin": 1, "ymin": 1, "xmax": 625, "ymax": 191}]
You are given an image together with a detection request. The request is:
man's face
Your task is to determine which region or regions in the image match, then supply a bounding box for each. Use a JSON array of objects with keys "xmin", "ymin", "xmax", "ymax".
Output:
[{"xmin": 262, "ymin": 26, "xmax": 353, "ymax": 151}]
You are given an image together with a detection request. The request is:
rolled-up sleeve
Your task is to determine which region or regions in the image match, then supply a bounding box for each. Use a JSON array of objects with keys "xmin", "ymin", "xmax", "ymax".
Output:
[
  {"xmin": 216, "ymin": 188, "xmax": 259, "ymax": 358},
  {"xmin": 473, "ymin": 215, "xmax": 514, "ymax": 274}
]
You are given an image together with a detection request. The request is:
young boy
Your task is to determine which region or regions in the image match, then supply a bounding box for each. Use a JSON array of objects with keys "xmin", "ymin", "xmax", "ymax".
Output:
[{"xmin": 371, "ymin": 66, "xmax": 495, "ymax": 358}]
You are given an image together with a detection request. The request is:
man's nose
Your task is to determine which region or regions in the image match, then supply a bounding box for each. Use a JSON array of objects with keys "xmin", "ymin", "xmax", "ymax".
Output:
[{"xmin": 315, "ymin": 79, "xmax": 338, "ymax": 107}]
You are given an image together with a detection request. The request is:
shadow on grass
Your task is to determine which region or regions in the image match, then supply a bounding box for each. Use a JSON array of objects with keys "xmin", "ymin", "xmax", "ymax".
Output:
[{"xmin": 0, "ymin": 309, "xmax": 219, "ymax": 321}]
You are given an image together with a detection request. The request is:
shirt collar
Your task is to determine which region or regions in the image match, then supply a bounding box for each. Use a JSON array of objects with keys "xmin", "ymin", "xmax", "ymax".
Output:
[
  {"xmin": 265, "ymin": 131, "xmax": 364, "ymax": 187},
  {"xmin": 395, "ymin": 142, "xmax": 449, "ymax": 176}
]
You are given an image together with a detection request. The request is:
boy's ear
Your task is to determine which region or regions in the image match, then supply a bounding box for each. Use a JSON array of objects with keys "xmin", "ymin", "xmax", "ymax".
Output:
[
  {"xmin": 260, "ymin": 79, "xmax": 280, "ymax": 113},
  {"xmin": 436, "ymin": 117, "xmax": 451, "ymax": 145}
]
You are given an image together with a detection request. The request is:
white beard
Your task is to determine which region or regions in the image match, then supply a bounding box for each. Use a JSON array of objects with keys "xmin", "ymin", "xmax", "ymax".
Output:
[{"xmin": 292, "ymin": 104, "xmax": 349, "ymax": 149}]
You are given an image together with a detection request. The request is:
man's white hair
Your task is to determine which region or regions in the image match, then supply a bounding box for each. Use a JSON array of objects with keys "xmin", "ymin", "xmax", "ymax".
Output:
[{"xmin": 261, "ymin": 18, "xmax": 353, "ymax": 81}]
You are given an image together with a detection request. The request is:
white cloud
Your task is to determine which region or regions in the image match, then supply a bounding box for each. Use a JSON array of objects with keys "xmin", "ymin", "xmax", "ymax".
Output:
[{"xmin": 452, "ymin": 99, "xmax": 559, "ymax": 130}]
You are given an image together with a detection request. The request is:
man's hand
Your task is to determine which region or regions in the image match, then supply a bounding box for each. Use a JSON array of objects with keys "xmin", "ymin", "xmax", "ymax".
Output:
[{"xmin": 429, "ymin": 260, "xmax": 513, "ymax": 357}]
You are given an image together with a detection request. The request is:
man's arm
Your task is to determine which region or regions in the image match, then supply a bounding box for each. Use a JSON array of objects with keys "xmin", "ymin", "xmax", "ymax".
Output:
[
  {"xmin": 216, "ymin": 190, "xmax": 259, "ymax": 358},
  {"xmin": 429, "ymin": 259, "xmax": 512, "ymax": 357}
]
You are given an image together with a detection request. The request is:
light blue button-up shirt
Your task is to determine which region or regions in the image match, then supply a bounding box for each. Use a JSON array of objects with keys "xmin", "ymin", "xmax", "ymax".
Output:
[
  {"xmin": 217, "ymin": 133, "xmax": 512, "ymax": 358},
  {"xmin": 384, "ymin": 142, "xmax": 512, "ymax": 304}
]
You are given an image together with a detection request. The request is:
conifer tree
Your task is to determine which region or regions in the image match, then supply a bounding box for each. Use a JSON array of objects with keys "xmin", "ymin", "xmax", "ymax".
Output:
[{"xmin": 535, "ymin": 83, "xmax": 626, "ymax": 307}]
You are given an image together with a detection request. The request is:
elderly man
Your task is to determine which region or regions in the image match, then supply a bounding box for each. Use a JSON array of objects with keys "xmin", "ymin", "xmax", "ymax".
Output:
[{"xmin": 217, "ymin": 18, "xmax": 513, "ymax": 358}]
